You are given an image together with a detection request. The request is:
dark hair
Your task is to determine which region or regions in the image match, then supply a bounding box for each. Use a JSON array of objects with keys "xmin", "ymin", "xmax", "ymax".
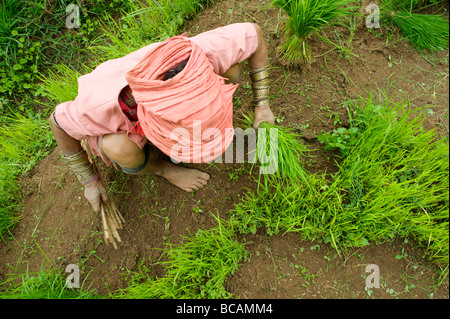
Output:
[{"xmin": 163, "ymin": 58, "xmax": 189, "ymax": 81}]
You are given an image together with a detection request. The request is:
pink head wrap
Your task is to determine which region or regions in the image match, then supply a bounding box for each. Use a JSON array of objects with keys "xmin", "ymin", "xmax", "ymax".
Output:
[{"xmin": 125, "ymin": 35, "xmax": 237, "ymax": 163}]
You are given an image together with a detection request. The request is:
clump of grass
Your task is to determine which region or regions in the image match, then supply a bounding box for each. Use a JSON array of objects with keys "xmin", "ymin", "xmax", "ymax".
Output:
[
  {"xmin": 271, "ymin": 0, "xmax": 357, "ymax": 64},
  {"xmin": 230, "ymin": 172, "xmax": 339, "ymax": 236},
  {"xmin": 380, "ymin": 0, "xmax": 449, "ymax": 53},
  {"xmin": 387, "ymin": 0, "xmax": 426, "ymax": 11},
  {"xmin": 0, "ymin": 266, "xmax": 99, "ymax": 299},
  {"xmin": 334, "ymin": 97, "xmax": 448, "ymax": 261},
  {"xmin": 119, "ymin": 214, "xmax": 248, "ymax": 299}
]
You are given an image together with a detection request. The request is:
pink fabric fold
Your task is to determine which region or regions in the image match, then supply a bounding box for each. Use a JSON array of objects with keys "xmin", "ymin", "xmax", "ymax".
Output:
[{"xmin": 126, "ymin": 35, "xmax": 237, "ymax": 163}]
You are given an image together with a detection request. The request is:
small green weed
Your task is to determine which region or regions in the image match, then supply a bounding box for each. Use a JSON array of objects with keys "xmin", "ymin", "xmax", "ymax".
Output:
[{"xmin": 318, "ymin": 126, "xmax": 359, "ymax": 157}]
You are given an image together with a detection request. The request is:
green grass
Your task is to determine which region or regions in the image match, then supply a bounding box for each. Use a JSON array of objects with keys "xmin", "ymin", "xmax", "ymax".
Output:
[
  {"xmin": 271, "ymin": 0, "xmax": 357, "ymax": 64},
  {"xmin": 0, "ymin": 112, "xmax": 55, "ymax": 238},
  {"xmin": 40, "ymin": 64, "xmax": 85, "ymax": 104},
  {"xmin": 333, "ymin": 97, "xmax": 449, "ymax": 262},
  {"xmin": 231, "ymin": 95, "xmax": 449, "ymax": 264},
  {"xmin": 0, "ymin": 265, "xmax": 100, "ymax": 299},
  {"xmin": 0, "ymin": 0, "xmax": 135, "ymax": 110}
]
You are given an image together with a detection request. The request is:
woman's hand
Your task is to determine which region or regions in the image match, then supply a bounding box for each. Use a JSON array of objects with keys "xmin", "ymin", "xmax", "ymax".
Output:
[
  {"xmin": 253, "ymin": 105, "xmax": 275, "ymax": 129},
  {"xmin": 84, "ymin": 179, "xmax": 109, "ymax": 213}
]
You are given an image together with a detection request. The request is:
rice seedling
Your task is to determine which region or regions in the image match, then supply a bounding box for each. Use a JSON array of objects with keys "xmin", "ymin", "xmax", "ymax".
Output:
[
  {"xmin": 119, "ymin": 214, "xmax": 248, "ymax": 299},
  {"xmin": 271, "ymin": 0, "xmax": 358, "ymax": 64},
  {"xmin": 335, "ymin": 96, "xmax": 449, "ymax": 262},
  {"xmin": 379, "ymin": 0, "xmax": 449, "ymax": 53},
  {"xmin": 240, "ymin": 112, "xmax": 312, "ymax": 187},
  {"xmin": 230, "ymin": 172, "xmax": 341, "ymax": 237}
]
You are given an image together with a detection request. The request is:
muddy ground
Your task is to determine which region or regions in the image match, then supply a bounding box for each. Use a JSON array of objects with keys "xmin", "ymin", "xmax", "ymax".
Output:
[{"xmin": 0, "ymin": 0, "xmax": 449, "ymax": 299}]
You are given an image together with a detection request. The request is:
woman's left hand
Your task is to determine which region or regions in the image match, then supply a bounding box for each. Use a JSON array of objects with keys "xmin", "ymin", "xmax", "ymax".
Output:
[{"xmin": 253, "ymin": 105, "xmax": 275, "ymax": 129}]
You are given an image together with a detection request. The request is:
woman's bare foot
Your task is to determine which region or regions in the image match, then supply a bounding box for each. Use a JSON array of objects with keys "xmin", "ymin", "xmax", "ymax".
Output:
[{"xmin": 156, "ymin": 162, "xmax": 210, "ymax": 192}]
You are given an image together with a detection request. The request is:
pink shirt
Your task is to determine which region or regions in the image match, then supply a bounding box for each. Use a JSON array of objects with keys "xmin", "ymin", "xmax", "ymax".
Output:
[{"xmin": 54, "ymin": 23, "xmax": 258, "ymax": 165}]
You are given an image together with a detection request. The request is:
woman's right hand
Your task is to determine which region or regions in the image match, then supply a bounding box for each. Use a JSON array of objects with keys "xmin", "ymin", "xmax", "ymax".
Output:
[{"xmin": 84, "ymin": 179, "xmax": 109, "ymax": 213}]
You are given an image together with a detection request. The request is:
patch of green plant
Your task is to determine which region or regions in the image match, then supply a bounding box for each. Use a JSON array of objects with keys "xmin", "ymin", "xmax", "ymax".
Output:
[
  {"xmin": 318, "ymin": 126, "xmax": 360, "ymax": 157},
  {"xmin": 379, "ymin": 0, "xmax": 449, "ymax": 53},
  {"xmin": 230, "ymin": 172, "xmax": 338, "ymax": 237},
  {"xmin": 40, "ymin": 64, "xmax": 86, "ymax": 104},
  {"xmin": 119, "ymin": 214, "xmax": 248, "ymax": 299},
  {"xmin": 0, "ymin": 0, "xmax": 134, "ymax": 112},
  {"xmin": 334, "ymin": 97, "xmax": 449, "ymax": 262},
  {"xmin": 271, "ymin": 0, "xmax": 358, "ymax": 64},
  {"xmin": 0, "ymin": 112, "xmax": 55, "ymax": 237},
  {"xmin": 230, "ymin": 95, "xmax": 449, "ymax": 264},
  {"xmin": 0, "ymin": 265, "xmax": 100, "ymax": 299}
]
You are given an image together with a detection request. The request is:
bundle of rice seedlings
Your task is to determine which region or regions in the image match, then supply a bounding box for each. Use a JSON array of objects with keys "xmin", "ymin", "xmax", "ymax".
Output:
[
  {"xmin": 380, "ymin": 0, "xmax": 449, "ymax": 53},
  {"xmin": 334, "ymin": 97, "xmax": 449, "ymax": 262},
  {"xmin": 271, "ymin": 0, "xmax": 357, "ymax": 64},
  {"xmin": 240, "ymin": 112, "xmax": 312, "ymax": 187}
]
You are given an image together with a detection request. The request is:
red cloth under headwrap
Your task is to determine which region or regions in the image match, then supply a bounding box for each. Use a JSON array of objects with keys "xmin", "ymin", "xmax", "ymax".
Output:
[{"xmin": 126, "ymin": 35, "xmax": 237, "ymax": 163}]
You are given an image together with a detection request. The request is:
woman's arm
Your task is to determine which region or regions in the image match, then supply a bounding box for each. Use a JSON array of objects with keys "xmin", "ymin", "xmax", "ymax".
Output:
[
  {"xmin": 248, "ymin": 23, "xmax": 275, "ymax": 129},
  {"xmin": 49, "ymin": 113, "xmax": 108, "ymax": 213}
]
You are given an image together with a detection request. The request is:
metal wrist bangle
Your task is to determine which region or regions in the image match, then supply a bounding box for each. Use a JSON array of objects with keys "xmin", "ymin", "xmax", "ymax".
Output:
[
  {"xmin": 64, "ymin": 150, "xmax": 98, "ymax": 185},
  {"xmin": 250, "ymin": 66, "xmax": 270, "ymax": 108}
]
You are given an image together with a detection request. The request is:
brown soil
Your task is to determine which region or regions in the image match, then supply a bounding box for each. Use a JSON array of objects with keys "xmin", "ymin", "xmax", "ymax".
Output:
[{"xmin": 0, "ymin": 0, "xmax": 448, "ymax": 299}]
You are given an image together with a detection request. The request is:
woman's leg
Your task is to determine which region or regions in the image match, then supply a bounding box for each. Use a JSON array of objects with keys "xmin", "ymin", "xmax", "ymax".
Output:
[{"xmin": 101, "ymin": 133, "xmax": 210, "ymax": 192}]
